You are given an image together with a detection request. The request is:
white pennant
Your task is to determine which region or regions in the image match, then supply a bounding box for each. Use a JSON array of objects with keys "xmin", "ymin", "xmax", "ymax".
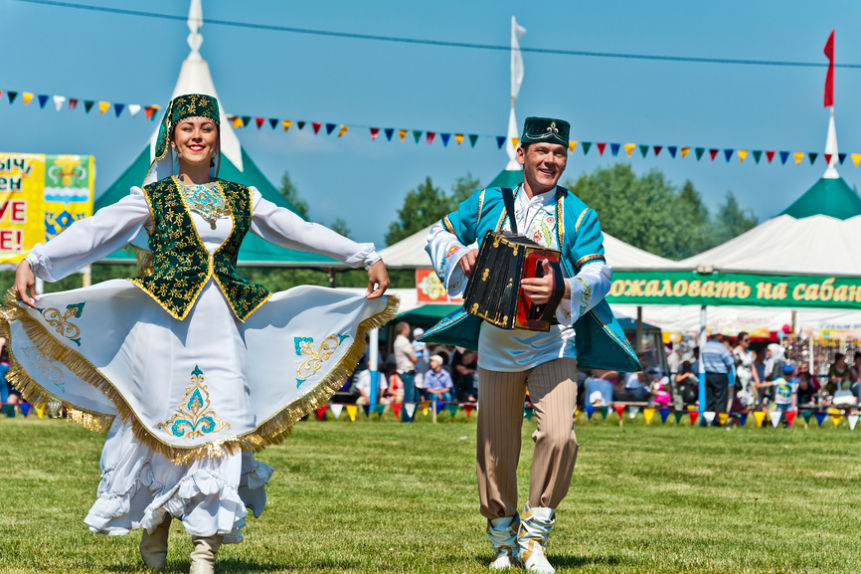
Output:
[
  {"xmin": 329, "ymin": 404, "xmax": 344, "ymax": 420},
  {"xmin": 52, "ymin": 95, "xmax": 66, "ymax": 111},
  {"xmin": 628, "ymin": 406, "xmax": 640, "ymax": 419},
  {"xmin": 703, "ymin": 411, "xmax": 716, "ymax": 425},
  {"xmin": 404, "ymin": 403, "xmax": 417, "ymax": 419},
  {"xmin": 848, "ymin": 414, "xmax": 858, "ymax": 431},
  {"xmin": 128, "ymin": 104, "xmax": 142, "ymax": 117},
  {"xmin": 769, "ymin": 411, "xmax": 782, "ymax": 428}
]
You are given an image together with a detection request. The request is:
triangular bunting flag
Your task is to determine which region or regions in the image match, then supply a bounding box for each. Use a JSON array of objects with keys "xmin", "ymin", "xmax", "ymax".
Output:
[
  {"xmin": 22, "ymin": 92, "xmax": 34, "ymax": 105},
  {"xmin": 98, "ymin": 101, "xmax": 110, "ymax": 115},
  {"xmin": 596, "ymin": 142, "xmax": 607, "ymax": 155},
  {"xmin": 568, "ymin": 141, "xmax": 577, "ymax": 153},
  {"xmin": 338, "ymin": 125, "xmax": 348, "ymax": 137},
  {"xmin": 659, "ymin": 409, "xmax": 670, "ymax": 423},
  {"xmin": 598, "ymin": 406, "xmax": 609, "ymax": 420},
  {"xmin": 838, "ymin": 152, "xmax": 846, "ymax": 164},
  {"xmin": 268, "ymin": 118, "xmax": 279, "ymax": 129},
  {"xmin": 426, "ymin": 131, "xmax": 436, "ymax": 144},
  {"xmin": 779, "ymin": 151, "xmax": 790, "ymax": 164},
  {"xmin": 19, "ymin": 403, "xmax": 31, "ymax": 417},
  {"xmin": 785, "ymin": 411, "xmax": 796, "ymax": 427},
  {"xmin": 653, "ymin": 145, "xmax": 663, "ymax": 156},
  {"xmin": 412, "ymin": 130, "xmax": 422, "ymax": 143},
  {"xmin": 524, "ymin": 406, "xmax": 534, "ymax": 421},
  {"xmin": 468, "ymin": 134, "xmax": 478, "ymax": 148},
  {"xmin": 282, "ymin": 120, "xmax": 293, "ymax": 132},
  {"xmin": 668, "ymin": 145, "xmax": 678, "ymax": 158},
  {"xmin": 738, "ymin": 414, "xmax": 747, "ymax": 427},
  {"xmin": 738, "ymin": 150, "xmax": 748, "ymax": 163},
  {"xmin": 848, "ymin": 414, "xmax": 858, "ymax": 430},
  {"xmin": 345, "ymin": 404, "xmax": 358, "ymax": 421},
  {"xmin": 753, "ymin": 411, "xmax": 766, "ymax": 427},
  {"xmin": 766, "ymin": 150, "xmax": 775, "ymax": 163},
  {"xmin": 613, "ymin": 404, "xmax": 626, "ymax": 418},
  {"xmin": 384, "ymin": 403, "xmax": 398, "ymax": 419},
  {"xmin": 752, "ymin": 150, "xmax": 761, "ymax": 163},
  {"xmin": 581, "ymin": 142, "xmax": 592, "ymax": 155},
  {"xmin": 624, "ymin": 143, "xmax": 635, "ymax": 157},
  {"xmin": 374, "ymin": 404, "xmax": 386, "ymax": 417},
  {"xmin": 824, "ymin": 153, "xmax": 832, "ymax": 165},
  {"xmin": 496, "ymin": 136, "xmax": 506, "ymax": 149},
  {"xmin": 128, "ymin": 104, "xmax": 141, "ymax": 117},
  {"xmin": 673, "ymin": 411, "xmax": 683, "ymax": 423},
  {"xmin": 813, "ymin": 411, "xmax": 827, "ymax": 426},
  {"xmin": 446, "ymin": 403, "xmax": 459, "ymax": 418},
  {"xmin": 793, "ymin": 152, "xmax": 804, "ymax": 165},
  {"xmin": 420, "ymin": 400, "xmax": 430, "ymax": 416},
  {"xmin": 703, "ymin": 411, "xmax": 716, "ymax": 425},
  {"xmin": 643, "ymin": 407, "xmax": 655, "ymax": 424},
  {"xmin": 638, "ymin": 144, "xmax": 649, "ymax": 158},
  {"xmin": 362, "ymin": 405, "xmax": 370, "ymax": 418},
  {"xmin": 680, "ymin": 146, "xmax": 690, "ymax": 158},
  {"xmin": 511, "ymin": 137, "xmax": 519, "ymax": 149},
  {"xmin": 35, "ymin": 405, "xmax": 44, "ymax": 418},
  {"xmin": 231, "ymin": 116, "xmax": 243, "ymax": 128},
  {"xmin": 435, "ymin": 401, "xmax": 445, "ymax": 415},
  {"xmin": 240, "ymin": 116, "xmax": 251, "ymax": 127},
  {"xmin": 610, "ymin": 143, "xmax": 620, "ymax": 156},
  {"xmin": 831, "ymin": 413, "xmax": 842, "ymax": 427},
  {"xmin": 297, "ymin": 121, "xmax": 306, "ymax": 130},
  {"xmin": 629, "ymin": 406, "xmax": 640, "ymax": 419},
  {"xmin": 688, "ymin": 411, "xmax": 698, "ymax": 425},
  {"xmin": 708, "ymin": 149, "xmax": 718, "ymax": 161},
  {"xmin": 1, "ymin": 404, "xmax": 14, "ymax": 417},
  {"xmin": 808, "ymin": 153, "xmax": 818, "ymax": 165},
  {"xmin": 404, "ymin": 402, "xmax": 417, "ymax": 421},
  {"xmin": 455, "ymin": 133, "xmax": 465, "ymax": 145},
  {"xmin": 113, "ymin": 103, "xmax": 125, "ymax": 117},
  {"xmin": 369, "ymin": 127, "xmax": 379, "ymax": 139},
  {"xmin": 853, "ymin": 153, "xmax": 861, "ymax": 167},
  {"xmin": 330, "ymin": 404, "xmax": 344, "ymax": 420},
  {"xmin": 585, "ymin": 404, "xmax": 595, "ymax": 420},
  {"xmin": 717, "ymin": 412, "xmax": 729, "ymax": 426},
  {"xmin": 7, "ymin": 91, "xmax": 18, "ymax": 104},
  {"xmin": 143, "ymin": 106, "xmax": 157, "ymax": 120},
  {"xmin": 36, "ymin": 94, "xmax": 49, "ymax": 109},
  {"xmin": 694, "ymin": 147, "xmax": 705, "ymax": 160},
  {"xmin": 52, "ymin": 95, "xmax": 65, "ymax": 111},
  {"xmin": 315, "ymin": 405, "xmax": 328, "ymax": 420},
  {"xmin": 312, "ymin": 122, "xmax": 322, "ymax": 134},
  {"xmin": 463, "ymin": 404, "xmax": 475, "ymax": 417},
  {"xmin": 384, "ymin": 128, "xmax": 394, "ymax": 141},
  {"xmin": 399, "ymin": 129, "xmax": 408, "ymax": 142},
  {"xmin": 325, "ymin": 123, "xmax": 336, "ymax": 135},
  {"xmin": 441, "ymin": 133, "xmax": 451, "ymax": 146},
  {"xmin": 769, "ymin": 411, "xmax": 782, "ymax": 428},
  {"xmin": 723, "ymin": 149, "xmax": 733, "ymax": 162},
  {"xmin": 800, "ymin": 410, "xmax": 813, "ymax": 424}
]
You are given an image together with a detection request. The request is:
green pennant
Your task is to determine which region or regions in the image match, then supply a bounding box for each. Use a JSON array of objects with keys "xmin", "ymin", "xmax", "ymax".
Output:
[
  {"xmin": 639, "ymin": 144, "xmax": 649, "ymax": 158},
  {"xmin": 694, "ymin": 147, "xmax": 705, "ymax": 161},
  {"xmin": 446, "ymin": 403, "xmax": 459, "ymax": 419},
  {"xmin": 374, "ymin": 404, "xmax": 386, "ymax": 417},
  {"xmin": 673, "ymin": 411, "xmax": 684, "ymax": 423},
  {"xmin": 598, "ymin": 406, "xmax": 609, "ymax": 420},
  {"xmin": 752, "ymin": 150, "xmax": 762, "ymax": 163},
  {"xmin": 581, "ymin": 141, "xmax": 592, "ymax": 155},
  {"xmin": 241, "ymin": 116, "xmax": 251, "ymax": 127},
  {"xmin": 412, "ymin": 130, "xmax": 422, "ymax": 143},
  {"xmin": 524, "ymin": 407, "xmax": 534, "ymax": 421},
  {"xmin": 801, "ymin": 410, "xmax": 813, "ymax": 424},
  {"xmin": 1, "ymin": 404, "xmax": 15, "ymax": 417},
  {"xmin": 468, "ymin": 134, "xmax": 478, "ymax": 148},
  {"xmin": 83, "ymin": 100, "xmax": 95, "ymax": 113}
]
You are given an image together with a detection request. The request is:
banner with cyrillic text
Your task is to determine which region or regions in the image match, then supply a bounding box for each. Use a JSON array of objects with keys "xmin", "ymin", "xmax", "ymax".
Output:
[
  {"xmin": 0, "ymin": 153, "xmax": 95, "ymax": 264},
  {"xmin": 606, "ymin": 271, "xmax": 861, "ymax": 310}
]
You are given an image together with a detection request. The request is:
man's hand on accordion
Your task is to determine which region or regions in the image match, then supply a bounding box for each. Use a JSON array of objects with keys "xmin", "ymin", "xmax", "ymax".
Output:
[
  {"xmin": 457, "ymin": 248, "xmax": 480, "ymax": 277},
  {"xmin": 521, "ymin": 259, "xmax": 571, "ymax": 305}
]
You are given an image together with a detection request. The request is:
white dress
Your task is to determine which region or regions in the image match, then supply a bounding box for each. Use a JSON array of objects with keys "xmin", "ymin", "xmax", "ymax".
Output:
[{"xmin": 3, "ymin": 183, "xmax": 396, "ymax": 542}]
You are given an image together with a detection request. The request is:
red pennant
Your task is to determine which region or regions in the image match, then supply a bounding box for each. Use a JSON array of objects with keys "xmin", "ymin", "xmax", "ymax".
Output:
[
  {"xmin": 785, "ymin": 411, "xmax": 796, "ymax": 427},
  {"xmin": 464, "ymin": 404, "xmax": 475, "ymax": 417},
  {"xmin": 312, "ymin": 122, "xmax": 322, "ymax": 134},
  {"xmin": 825, "ymin": 153, "xmax": 832, "ymax": 165},
  {"xmin": 653, "ymin": 145, "xmax": 663, "ymax": 156},
  {"xmin": 144, "ymin": 106, "xmax": 157, "ymax": 121},
  {"xmin": 315, "ymin": 406, "xmax": 328, "ymax": 421},
  {"xmin": 369, "ymin": 127, "xmax": 380, "ymax": 140},
  {"xmin": 824, "ymin": 29, "xmax": 835, "ymax": 107},
  {"xmin": 688, "ymin": 411, "xmax": 699, "ymax": 425},
  {"xmin": 613, "ymin": 404, "xmax": 625, "ymax": 418},
  {"xmin": 68, "ymin": 98, "xmax": 78, "ymax": 110},
  {"xmin": 709, "ymin": 149, "xmax": 719, "ymax": 161},
  {"xmin": 766, "ymin": 150, "xmax": 775, "ymax": 163},
  {"xmin": 390, "ymin": 403, "xmax": 402, "ymax": 419},
  {"xmin": 426, "ymin": 131, "xmax": 436, "ymax": 144},
  {"xmin": 596, "ymin": 142, "xmax": 606, "ymax": 155},
  {"xmin": 255, "ymin": 117, "xmax": 265, "ymax": 129}
]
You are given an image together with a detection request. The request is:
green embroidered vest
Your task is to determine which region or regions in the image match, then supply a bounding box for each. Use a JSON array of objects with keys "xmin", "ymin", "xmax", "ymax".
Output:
[{"xmin": 129, "ymin": 177, "xmax": 270, "ymax": 321}]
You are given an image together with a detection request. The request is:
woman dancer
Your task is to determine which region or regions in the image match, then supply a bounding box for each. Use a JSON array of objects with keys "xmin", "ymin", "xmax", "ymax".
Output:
[{"xmin": 4, "ymin": 93, "xmax": 395, "ymax": 573}]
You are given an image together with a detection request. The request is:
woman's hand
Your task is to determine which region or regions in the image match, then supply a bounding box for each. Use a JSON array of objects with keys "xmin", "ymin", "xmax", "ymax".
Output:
[
  {"xmin": 14, "ymin": 260, "xmax": 38, "ymax": 309},
  {"xmin": 366, "ymin": 260, "xmax": 390, "ymax": 299}
]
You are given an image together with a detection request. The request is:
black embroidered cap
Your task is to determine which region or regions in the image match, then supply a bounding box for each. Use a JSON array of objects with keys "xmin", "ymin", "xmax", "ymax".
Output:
[{"xmin": 521, "ymin": 117, "xmax": 570, "ymax": 147}]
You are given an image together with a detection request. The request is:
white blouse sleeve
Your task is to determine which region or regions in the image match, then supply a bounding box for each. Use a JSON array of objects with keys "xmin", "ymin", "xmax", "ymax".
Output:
[
  {"xmin": 25, "ymin": 187, "xmax": 152, "ymax": 282},
  {"xmin": 248, "ymin": 187, "xmax": 380, "ymax": 268},
  {"xmin": 425, "ymin": 220, "xmax": 471, "ymax": 297},
  {"xmin": 555, "ymin": 260, "xmax": 613, "ymax": 327}
]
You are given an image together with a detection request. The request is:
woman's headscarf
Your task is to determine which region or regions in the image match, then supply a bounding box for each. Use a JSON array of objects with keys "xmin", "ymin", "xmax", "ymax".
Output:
[{"xmin": 144, "ymin": 93, "xmax": 221, "ymax": 185}]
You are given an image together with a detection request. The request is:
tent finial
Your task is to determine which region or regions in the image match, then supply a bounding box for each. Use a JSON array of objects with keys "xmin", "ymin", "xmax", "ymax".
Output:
[
  {"xmin": 187, "ymin": 0, "xmax": 204, "ymax": 61},
  {"xmin": 823, "ymin": 106, "xmax": 839, "ymax": 179}
]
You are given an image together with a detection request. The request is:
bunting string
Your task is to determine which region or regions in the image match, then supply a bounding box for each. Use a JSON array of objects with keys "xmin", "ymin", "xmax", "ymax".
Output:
[{"xmin": 1, "ymin": 86, "xmax": 858, "ymax": 165}]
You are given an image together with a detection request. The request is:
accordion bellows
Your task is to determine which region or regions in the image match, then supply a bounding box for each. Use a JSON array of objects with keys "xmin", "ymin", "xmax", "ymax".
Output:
[{"xmin": 464, "ymin": 231, "xmax": 564, "ymax": 332}]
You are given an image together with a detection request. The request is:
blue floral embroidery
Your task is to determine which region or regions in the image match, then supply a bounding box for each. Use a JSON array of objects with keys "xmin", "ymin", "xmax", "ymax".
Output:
[{"xmin": 158, "ymin": 365, "xmax": 230, "ymax": 438}]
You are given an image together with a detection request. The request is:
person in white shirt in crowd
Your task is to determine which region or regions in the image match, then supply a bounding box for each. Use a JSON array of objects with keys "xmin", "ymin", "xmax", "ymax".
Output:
[
  {"xmin": 412, "ymin": 327, "xmax": 430, "ymax": 392},
  {"xmin": 392, "ymin": 322, "xmax": 419, "ymax": 411}
]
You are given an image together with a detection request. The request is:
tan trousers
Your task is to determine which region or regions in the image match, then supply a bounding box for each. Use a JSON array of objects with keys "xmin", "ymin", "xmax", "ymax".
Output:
[{"xmin": 476, "ymin": 358, "xmax": 579, "ymax": 519}]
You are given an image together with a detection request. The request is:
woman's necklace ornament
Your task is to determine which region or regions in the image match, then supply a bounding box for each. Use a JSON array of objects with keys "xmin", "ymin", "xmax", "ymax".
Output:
[{"xmin": 175, "ymin": 177, "xmax": 230, "ymax": 230}]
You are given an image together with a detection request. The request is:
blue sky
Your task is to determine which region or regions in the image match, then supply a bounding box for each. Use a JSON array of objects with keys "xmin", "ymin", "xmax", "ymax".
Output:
[{"xmin": 2, "ymin": 0, "xmax": 860, "ymax": 247}]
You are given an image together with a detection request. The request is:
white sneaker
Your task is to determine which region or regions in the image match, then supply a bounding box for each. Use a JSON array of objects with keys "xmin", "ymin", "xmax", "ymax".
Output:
[
  {"xmin": 522, "ymin": 543, "xmax": 555, "ymax": 574},
  {"xmin": 489, "ymin": 548, "xmax": 517, "ymax": 570},
  {"xmin": 487, "ymin": 515, "xmax": 520, "ymax": 570}
]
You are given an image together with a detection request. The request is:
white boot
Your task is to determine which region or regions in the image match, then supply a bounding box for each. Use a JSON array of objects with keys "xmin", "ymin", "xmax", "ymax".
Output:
[
  {"xmin": 517, "ymin": 505, "xmax": 556, "ymax": 574},
  {"xmin": 487, "ymin": 515, "xmax": 519, "ymax": 569},
  {"xmin": 189, "ymin": 534, "xmax": 223, "ymax": 574},
  {"xmin": 139, "ymin": 516, "xmax": 171, "ymax": 571}
]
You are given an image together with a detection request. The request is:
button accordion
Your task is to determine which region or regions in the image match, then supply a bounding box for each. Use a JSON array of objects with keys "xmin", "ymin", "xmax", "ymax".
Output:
[{"xmin": 463, "ymin": 230, "xmax": 565, "ymax": 332}]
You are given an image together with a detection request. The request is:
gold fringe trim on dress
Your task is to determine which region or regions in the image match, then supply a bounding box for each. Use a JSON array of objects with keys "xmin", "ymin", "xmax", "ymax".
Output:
[{"xmin": 0, "ymin": 290, "xmax": 399, "ymax": 464}]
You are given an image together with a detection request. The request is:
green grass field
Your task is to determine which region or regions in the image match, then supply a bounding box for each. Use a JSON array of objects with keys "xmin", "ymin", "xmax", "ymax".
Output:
[{"xmin": 1, "ymin": 413, "xmax": 860, "ymax": 573}]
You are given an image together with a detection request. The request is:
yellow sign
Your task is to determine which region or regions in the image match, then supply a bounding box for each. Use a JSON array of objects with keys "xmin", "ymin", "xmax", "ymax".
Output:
[{"xmin": 0, "ymin": 153, "xmax": 94, "ymax": 264}]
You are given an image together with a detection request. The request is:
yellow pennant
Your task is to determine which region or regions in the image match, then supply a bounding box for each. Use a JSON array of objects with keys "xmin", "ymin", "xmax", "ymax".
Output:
[
  {"xmin": 680, "ymin": 147, "xmax": 691, "ymax": 158},
  {"xmin": 338, "ymin": 124, "xmax": 348, "ymax": 138},
  {"xmin": 718, "ymin": 412, "xmax": 729, "ymax": 426},
  {"xmin": 738, "ymin": 150, "xmax": 748, "ymax": 163},
  {"xmin": 345, "ymin": 404, "xmax": 358, "ymax": 421},
  {"xmin": 22, "ymin": 92, "xmax": 34, "ymax": 105},
  {"xmin": 568, "ymin": 141, "xmax": 577, "ymax": 153},
  {"xmin": 643, "ymin": 407, "xmax": 655, "ymax": 424},
  {"xmin": 511, "ymin": 137, "xmax": 519, "ymax": 149},
  {"xmin": 793, "ymin": 152, "xmax": 804, "ymax": 165},
  {"xmin": 624, "ymin": 143, "xmax": 635, "ymax": 157},
  {"xmin": 753, "ymin": 411, "xmax": 766, "ymax": 428},
  {"xmin": 421, "ymin": 400, "xmax": 430, "ymax": 415},
  {"xmin": 574, "ymin": 407, "xmax": 580, "ymax": 420},
  {"xmin": 455, "ymin": 133, "xmax": 465, "ymax": 145},
  {"xmin": 232, "ymin": 116, "xmax": 243, "ymax": 128},
  {"xmin": 282, "ymin": 120, "xmax": 292, "ymax": 132},
  {"xmin": 98, "ymin": 101, "xmax": 110, "ymax": 115},
  {"xmin": 35, "ymin": 405, "xmax": 44, "ymax": 418},
  {"xmin": 853, "ymin": 153, "xmax": 861, "ymax": 167},
  {"xmin": 398, "ymin": 129, "xmax": 408, "ymax": 142},
  {"xmin": 831, "ymin": 414, "xmax": 842, "ymax": 427}
]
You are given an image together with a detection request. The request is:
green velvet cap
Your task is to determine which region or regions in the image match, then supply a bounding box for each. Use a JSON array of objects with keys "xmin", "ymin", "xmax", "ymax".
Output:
[
  {"xmin": 521, "ymin": 116, "xmax": 570, "ymax": 147},
  {"xmin": 154, "ymin": 94, "xmax": 220, "ymax": 160}
]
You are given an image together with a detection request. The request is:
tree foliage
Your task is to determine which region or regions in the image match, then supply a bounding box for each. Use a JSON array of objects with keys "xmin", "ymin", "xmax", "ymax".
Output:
[{"xmin": 279, "ymin": 172, "xmax": 309, "ymax": 220}]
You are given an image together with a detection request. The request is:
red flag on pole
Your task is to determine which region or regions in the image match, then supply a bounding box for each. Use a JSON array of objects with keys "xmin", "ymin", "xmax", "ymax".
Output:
[{"xmin": 824, "ymin": 29, "xmax": 835, "ymax": 107}]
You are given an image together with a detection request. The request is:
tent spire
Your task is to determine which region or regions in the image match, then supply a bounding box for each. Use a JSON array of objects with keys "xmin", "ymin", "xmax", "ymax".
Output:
[
  {"xmin": 505, "ymin": 16, "xmax": 526, "ymax": 171},
  {"xmin": 823, "ymin": 106, "xmax": 839, "ymax": 179},
  {"xmin": 187, "ymin": 0, "xmax": 203, "ymax": 61}
]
